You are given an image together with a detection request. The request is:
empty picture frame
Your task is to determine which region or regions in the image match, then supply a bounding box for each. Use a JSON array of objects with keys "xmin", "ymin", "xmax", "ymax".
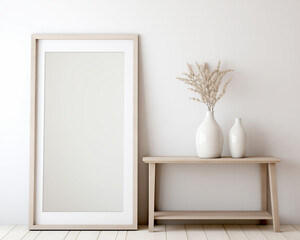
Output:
[{"xmin": 29, "ymin": 34, "xmax": 138, "ymax": 230}]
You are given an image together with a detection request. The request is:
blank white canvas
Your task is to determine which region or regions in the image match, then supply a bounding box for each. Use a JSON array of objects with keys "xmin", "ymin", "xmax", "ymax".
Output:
[{"xmin": 43, "ymin": 52, "xmax": 124, "ymax": 212}]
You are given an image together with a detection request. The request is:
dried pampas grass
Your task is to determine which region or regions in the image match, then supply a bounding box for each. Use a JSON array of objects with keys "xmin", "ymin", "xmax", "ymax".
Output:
[{"xmin": 177, "ymin": 61, "xmax": 233, "ymax": 111}]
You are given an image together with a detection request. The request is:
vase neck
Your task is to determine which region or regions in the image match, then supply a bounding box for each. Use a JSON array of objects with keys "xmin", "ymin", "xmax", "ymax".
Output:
[
  {"xmin": 235, "ymin": 117, "xmax": 242, "ymax": 125},
  {"xmin": 205, "ymin": 111, "xmax": 215, "ymax": 121}
]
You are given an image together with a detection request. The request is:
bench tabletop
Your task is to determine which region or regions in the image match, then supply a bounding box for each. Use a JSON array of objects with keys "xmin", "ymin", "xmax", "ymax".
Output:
[{"xmin": 142, "ymin": 156, "xmax": 280, "ymax": 164}]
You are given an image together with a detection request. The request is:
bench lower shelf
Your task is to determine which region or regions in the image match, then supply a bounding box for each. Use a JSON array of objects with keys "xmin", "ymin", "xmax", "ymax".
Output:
[{"xmin": 154, "ymin": 211, "xmax": 272, "ymax": 220}]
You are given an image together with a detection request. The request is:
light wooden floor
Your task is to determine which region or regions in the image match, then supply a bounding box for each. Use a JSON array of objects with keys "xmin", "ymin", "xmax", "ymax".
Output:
[{"xmin": 1, "ymin": 225, "xmax": 300, "ymax": 240}]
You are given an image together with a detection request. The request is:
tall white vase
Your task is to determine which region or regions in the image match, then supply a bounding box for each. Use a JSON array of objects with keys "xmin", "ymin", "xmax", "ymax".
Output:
[
  {"xmin": 196, "ymin": 111, "xmax": 223, "ymax": 158},
  {"xmin": 229, "ymin": 117, "xmax": 247, "ymax": 158}
]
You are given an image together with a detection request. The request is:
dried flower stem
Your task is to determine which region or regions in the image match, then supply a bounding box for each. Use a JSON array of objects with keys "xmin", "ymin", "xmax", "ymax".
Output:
[{"xmin": 177, "ymin": 61, "xmax": 233, "ymax": 111}]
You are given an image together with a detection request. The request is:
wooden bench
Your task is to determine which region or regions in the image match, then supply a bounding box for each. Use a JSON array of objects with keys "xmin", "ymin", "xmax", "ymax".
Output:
[{"xmin": 143, "ymin": 156, "xmax": 280, "ymax": 232}]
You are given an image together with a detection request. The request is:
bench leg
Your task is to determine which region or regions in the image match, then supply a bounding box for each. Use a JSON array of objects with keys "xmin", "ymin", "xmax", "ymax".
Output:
[
  {"xmin": 149, "ymin": 163, "xmax": 156, "ymax": 232},
  {"xmin": 268, "ymin": 163, "xmax": 280, "ymax": 232},
  {"xmin": 260, "ymin": 163, "xmax": 268, "ymax": 225}
]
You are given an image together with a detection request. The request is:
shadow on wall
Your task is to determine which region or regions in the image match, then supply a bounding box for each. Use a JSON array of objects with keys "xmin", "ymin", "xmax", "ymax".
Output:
[
  {"xmin": 137, "ymin": 36, "xmax": 150, "ymax": 225},
  {"xmin": 273, "ymin": 158, "xmax": 300, "ymax": 224},
  {"xmin": 247, "ymin": 122, "xmax": 271, "ymax": 156}
]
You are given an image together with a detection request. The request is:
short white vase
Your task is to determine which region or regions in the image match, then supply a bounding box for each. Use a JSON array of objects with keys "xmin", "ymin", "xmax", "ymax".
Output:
[
  {"xmin": 229, "ymin": 117, "xmax": 247, "ymax": 158},
  {"xmin": 196, "ymin": 111, "xmax": 223, "ymax": 158}
]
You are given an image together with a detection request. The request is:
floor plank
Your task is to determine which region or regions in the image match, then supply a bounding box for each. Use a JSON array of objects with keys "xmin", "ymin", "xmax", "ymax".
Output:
[
  {"xmin": 64, "ymin": 231, "xmax": 80, "ymax": 240},
  {"xmin": 240, "ymin": 225, "xmax": 267, "ymax": 240},
  {"xmin": 185, "ymin": 225, "xmax": 208, "ymax": 240},
  {"xmin": 126, "ymin": 225, "xmax": 147, "ymax": 240},
  {"xmin": 166, "ymin": 225, "xmax": 187, "ymax": 240},
  {"xmin": 203, "ymin": 225, "xmax": 229, "ymax": 240},
  {"xmin": 35, "ymin": 231, "xmax": 69, "ymax": 240},
  {"xmin": 224, "ymin": 225, "xmax": 248, "ymax": 240},
  {"xmin": 76, "ymin": 231, "xmax": 100, "ymax": 240},
  {"xmin": 2, "ymin": 225, "xmax": 28, "ymax": 240},
  {"xmin": 0, "ymin": 225, "xmax": 15, "ymax": 239},
  {"xmin": 127, "ymin": 225, "xmax": 166, "ymax": 240},
  {"xmin": 259, "ymin": 225, "xmax": 286, "ymax": 240},
  {"xmin": 98, "ymin": 231, "xmax": 118, "ymax": 240},
  {"xmin": 280, "ymin": 225, "xmax": 300, "ymax": 240},
  {"xmin": 21, "ymin": 231, "xmax": 41, "ymax": 240},
  {"xmin": 115, "ymin": 231, "xmax": 127, "ymax": 240}
]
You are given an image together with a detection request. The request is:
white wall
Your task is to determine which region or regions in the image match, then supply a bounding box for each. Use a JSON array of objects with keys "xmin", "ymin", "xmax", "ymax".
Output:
[{"xmin": 1, "ymin": 0, "xmax": 300, "ymax": 225}]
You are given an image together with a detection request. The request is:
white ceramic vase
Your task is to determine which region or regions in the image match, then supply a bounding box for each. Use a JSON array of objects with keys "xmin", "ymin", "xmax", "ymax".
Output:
[
  {"xmin": 196, "ymin": 111, "xmax": 223, "ymax": 158},
  {"xmin": 229, "ymin": 117, "xmax": 247, "ymax": 158}
]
